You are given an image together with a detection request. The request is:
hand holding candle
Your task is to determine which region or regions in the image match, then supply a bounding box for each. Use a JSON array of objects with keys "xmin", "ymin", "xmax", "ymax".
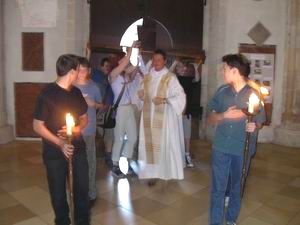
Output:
[{"xmin": 60, "ymin": 113, "xmax": 75, "ymax": 160}]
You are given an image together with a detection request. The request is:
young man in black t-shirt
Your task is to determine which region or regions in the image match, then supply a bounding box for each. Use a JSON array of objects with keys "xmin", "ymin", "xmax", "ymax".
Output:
[{"xmin": 33, "ymin": 54, "xmax": 90, "ymax": 225}]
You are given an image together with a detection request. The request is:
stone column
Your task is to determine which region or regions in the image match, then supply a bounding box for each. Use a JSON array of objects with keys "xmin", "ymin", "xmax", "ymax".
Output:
[
  {"xmin": 274, "ymin": 0, "xmax": 300, "ymax": 147},
  {"xmin": 203, "ymin": 0, "xmax": 229, "ymax": 140},
  {"xmin": 0, "ymin": 0, "xmax": 13, "ymax": 144},
  {"xmin": 65, "ymin": 0, "xmax": 90, "ymax": 55}
]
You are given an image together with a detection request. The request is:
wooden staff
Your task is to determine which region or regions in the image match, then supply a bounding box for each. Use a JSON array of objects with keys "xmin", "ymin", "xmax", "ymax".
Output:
[
  {"xmin": 66, "ymin": 113, "xmax": 75, "ymax": 225},
  {"xmin": 67, "ymin": 135, "xmax": 74, "ymax": 225},
  {"xmin": 240, "ymin": 114, "xmax": 253, "ymax": 197},
  {"xmin": 241, "ymin": 93, "xmax": 260, "ymax": 197}
]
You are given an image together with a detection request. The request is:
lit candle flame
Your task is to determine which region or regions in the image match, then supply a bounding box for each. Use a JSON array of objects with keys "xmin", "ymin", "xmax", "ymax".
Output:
[
  {"xmin": 248, "ymin": 93, "xmax": 260, "ymax": 114},
  {"xmin": 66, "ymin": 113, "xmax": 75, "ymax": 136},
  {"xmin": 260, "ymin": 86, "xmax": 269, "ymax": 96}
]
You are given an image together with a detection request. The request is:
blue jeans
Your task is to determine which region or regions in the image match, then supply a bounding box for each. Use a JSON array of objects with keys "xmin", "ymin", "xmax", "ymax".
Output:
[{"xmin": 210, "ymin": 150, "xmax": 243, "ymax": 225}]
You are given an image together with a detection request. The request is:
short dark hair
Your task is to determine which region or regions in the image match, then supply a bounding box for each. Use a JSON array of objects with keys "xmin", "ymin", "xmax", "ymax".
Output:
[
  {"xmin": 56, "ymin": 54, "xmax": 79, "ymax": 77},
  {"xmin": 100, "ymin": 57, "xmax": 109, "ymax": 67},
  {"xmin": 153, "ymin": 49, "xmax": 167, "ymax": 60},
  {"xmin": 78, "ymin": 57, "xmax": 90, "ymax": 68},
  {"xmin": 222, "ymin": 54, "xmax": 250, "ymax": 78}
]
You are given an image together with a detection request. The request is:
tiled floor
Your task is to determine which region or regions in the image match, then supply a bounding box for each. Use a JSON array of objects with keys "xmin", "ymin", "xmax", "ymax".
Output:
[{"xmin": 0, "ymin": 140, "xmax": 300, "ymax": 225}]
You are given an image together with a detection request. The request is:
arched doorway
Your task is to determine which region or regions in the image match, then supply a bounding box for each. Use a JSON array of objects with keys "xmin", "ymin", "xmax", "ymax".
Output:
[{"xmin": 119, "ymin": 17, "xmax": 174, "ymax": 66}]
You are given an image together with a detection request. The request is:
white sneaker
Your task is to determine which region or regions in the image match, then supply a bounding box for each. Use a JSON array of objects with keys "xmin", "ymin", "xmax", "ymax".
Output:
[
  {"xmin": 226, "ymin": 222, "xmax": 236, "ymax": 225},
  {"xmin": 185, "ymin": 153, "xmax": 194, "ymax": 168},
  {"xmin": 225, "ymin": 196, "xmax": 230, "ymax": 207}
]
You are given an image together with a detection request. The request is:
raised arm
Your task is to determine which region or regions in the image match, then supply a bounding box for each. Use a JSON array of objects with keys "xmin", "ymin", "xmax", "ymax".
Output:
[
  {"xmin": 109, "ymin": 41, "xmax": 140, "ymax": 83},
  {"xmin": 169, "ymin": 59, "xmax": 179, "ymax": 72},
  {"xmin": 138, "ymin": 54, "xmax": 147, "ymax": 75},
  {"xmin": 192, "ymin": 62, "xmax": 201, "ymax": 82},
  {"xmin": 86, "ymin": 42, "xmax": 91, "ymax": 61}
]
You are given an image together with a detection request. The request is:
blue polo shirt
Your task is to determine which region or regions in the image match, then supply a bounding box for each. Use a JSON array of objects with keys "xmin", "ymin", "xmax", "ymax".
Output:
[
  {"xmin": 207, "ymin": 84, "xmax": 266, "ymax": 156},
  {"xmin": 74, "ymin": 80, "xmax": 101, "ymax": 136}
]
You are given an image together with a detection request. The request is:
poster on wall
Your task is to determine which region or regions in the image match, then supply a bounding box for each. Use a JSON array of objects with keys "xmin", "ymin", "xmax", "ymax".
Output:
[
  {"xmin": 17, "ymin": 0, "xmax": 57, "ymax": 28},
  {"xmin": 246, "ymin": 53, "xmax": 274, "ymax": 104},
  {"xmin": 239, "ymin": 44, "xmax": 275, "ymax": 125}
]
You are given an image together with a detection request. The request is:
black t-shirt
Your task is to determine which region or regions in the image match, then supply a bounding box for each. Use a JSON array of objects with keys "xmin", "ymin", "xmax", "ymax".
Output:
[
  {"xmin": 33, "ymin": 82, "xmax": 88, "ymax": 162},
  {"xmin": 177, "ymin": 76, "xmax": 195, "ymax": 115}
]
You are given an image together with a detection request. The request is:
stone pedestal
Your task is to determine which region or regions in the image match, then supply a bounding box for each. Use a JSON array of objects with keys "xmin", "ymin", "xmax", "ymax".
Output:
[
  {"xmin": 274, "ymin": 124, "xmax": 300, "ymax": 148},
  {"xmin": 0, "ymin": 125, "xmax": 13, "ymax": 144}
]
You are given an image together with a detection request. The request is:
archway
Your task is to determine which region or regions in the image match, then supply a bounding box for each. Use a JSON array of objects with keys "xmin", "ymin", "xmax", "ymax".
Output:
[{"xmin": 119, "ymin": 17, "xmax": 174, "ymax": 66}]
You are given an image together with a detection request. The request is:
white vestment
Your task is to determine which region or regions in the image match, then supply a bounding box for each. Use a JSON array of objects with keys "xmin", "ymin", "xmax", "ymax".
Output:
[{"xmin": 138, "ymin": 67, "xmax": 186, "ymax": 180}]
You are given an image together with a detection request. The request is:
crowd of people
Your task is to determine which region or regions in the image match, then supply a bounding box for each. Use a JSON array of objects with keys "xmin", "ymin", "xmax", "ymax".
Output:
[{"xmin": 33, "ymin": 41, "xmax": 266, "ymax": 225}]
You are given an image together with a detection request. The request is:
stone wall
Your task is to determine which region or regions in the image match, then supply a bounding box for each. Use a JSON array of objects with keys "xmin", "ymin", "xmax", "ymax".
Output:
[
  {"xmin": 202, "ymin": 0, "xmax": 288, "ymax": 144},
  {"xmin": 3, "ymin": 0, "xmax": 89, "ymax": 138}
]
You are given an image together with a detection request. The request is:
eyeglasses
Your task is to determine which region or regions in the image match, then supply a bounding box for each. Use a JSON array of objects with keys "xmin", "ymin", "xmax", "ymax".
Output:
[{"xmin": 222, "ymin": 65, "xmax": 233, "ymax": 72}]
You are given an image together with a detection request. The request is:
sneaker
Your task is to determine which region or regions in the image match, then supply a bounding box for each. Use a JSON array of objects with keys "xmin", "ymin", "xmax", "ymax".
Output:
[
  {"xmin": 127, "ymin": 165, "xmax": 136, "ymax": 176},
  {"xmin": 111, "ymin": 166, "xmax": 125, "ymax": 178},
  {"xmin": 185, "ymin": 153, "xmax": 194, "ymax": 168},
  {"xmin": 225, "ymin": 196, "xmax": 230, "ymax": 207},
  {"xmin": 226, "ymin": 222, "xmax": 236, "ymax": 225}
]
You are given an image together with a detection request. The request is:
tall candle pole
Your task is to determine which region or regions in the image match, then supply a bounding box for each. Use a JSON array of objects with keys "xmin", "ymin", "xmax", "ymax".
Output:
[
  {"xmin": 241, "ymin": 93, "xmax": 259, "ymax": 197},
  {"xmin": 66, "ymin": 113, "xmax": 75, "ymax": 225}
]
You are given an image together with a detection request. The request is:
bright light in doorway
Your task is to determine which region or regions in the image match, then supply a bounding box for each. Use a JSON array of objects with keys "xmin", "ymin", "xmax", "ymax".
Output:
[{"xmin": 120, "ymin": 18, "xmax": 144, "ymax": 66}]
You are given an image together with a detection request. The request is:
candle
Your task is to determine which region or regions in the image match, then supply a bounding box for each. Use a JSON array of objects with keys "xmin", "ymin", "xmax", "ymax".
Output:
[
  {"xmin": 260, "ymin": 86, "xmax": 269, "ymax": 96},
  {"xmin": 248, "ymin": 93, "xmax": 260, "ymax": 114},
  {"xmin": 66, "ymin": 113, "xmax": 75, "ymax": 137}
]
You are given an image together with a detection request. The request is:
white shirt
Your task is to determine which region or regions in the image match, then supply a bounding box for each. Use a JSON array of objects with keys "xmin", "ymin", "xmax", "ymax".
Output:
[{"xmin": 110, "ymin": 75, "xmax": 132, "ymax": 105}]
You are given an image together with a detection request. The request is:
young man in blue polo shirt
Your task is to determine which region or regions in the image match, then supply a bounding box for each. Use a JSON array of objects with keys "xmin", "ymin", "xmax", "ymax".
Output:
[{"xmin": 207, "ymin": 54, "xmax": 266, "ymax": 225}]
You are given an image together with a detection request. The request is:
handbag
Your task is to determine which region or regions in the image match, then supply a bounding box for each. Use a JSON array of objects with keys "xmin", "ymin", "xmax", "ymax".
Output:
[{"xmin": 97, "ymin": 82, "xmax": 126, "ymax": 128}]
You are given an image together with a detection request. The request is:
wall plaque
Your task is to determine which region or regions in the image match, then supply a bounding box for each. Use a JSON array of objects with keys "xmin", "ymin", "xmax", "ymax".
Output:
[{"xmin": 22, "ymin": 32, "xmax": 44, "ymax": 71}]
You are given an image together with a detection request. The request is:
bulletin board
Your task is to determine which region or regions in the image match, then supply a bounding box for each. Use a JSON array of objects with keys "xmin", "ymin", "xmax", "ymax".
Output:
[{"xmin": 239, "ymin": 43, "xmax": 276, "ymax": 125}]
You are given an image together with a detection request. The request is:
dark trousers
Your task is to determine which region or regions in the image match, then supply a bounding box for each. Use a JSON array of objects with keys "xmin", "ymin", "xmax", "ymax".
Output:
[{"xmin": 45, "ymin": 152, "xmax": 90, "ymax": 225}]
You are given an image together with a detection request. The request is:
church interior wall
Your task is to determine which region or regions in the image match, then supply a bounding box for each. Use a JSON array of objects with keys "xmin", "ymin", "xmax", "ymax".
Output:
[
  {"xmin": 3, "ymin": 0, "xmax": 89, "ymax": 138},
  {"xmin": 1, "ymin": 0, "xmax": 291, "ymax": 145},
  {"xmin": 202, "ymin": 0, "xmax": 287, "ymax": 143}
]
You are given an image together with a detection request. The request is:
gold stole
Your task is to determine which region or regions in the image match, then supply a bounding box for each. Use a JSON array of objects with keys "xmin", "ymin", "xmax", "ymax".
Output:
[{"xmin": 143, "ymin": 73, "xmax": 173, "ymax": 164}]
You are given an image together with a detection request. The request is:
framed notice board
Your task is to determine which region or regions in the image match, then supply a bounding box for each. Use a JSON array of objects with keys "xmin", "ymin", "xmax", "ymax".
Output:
[{"xmin": 239, "ymin": 43, "xmax": 275, "ymax": 125}]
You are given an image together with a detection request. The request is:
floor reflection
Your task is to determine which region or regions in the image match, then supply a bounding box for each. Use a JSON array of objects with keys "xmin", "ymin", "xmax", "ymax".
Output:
[{"xmin": 117, "ymin": 178, "xmax": 131, "ymax": 210}]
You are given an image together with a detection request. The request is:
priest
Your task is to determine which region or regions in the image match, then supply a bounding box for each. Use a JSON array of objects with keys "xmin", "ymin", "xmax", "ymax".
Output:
[{"xmin": 137, "ymin": 49, "xmax": 186, "ymax": 182}]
